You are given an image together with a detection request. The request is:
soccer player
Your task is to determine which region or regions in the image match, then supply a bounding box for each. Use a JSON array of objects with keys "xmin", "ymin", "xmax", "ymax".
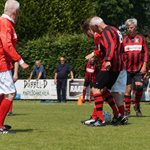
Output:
[
  {"xmin": 0, "ymin": 0, "xmax": 28, "ymax": 134},
  {"xmin": 82, "ymin": 16, "xmax": 125, "ymax": 126},
  {"xmin": 82, "ymin": 57, "xmax": 98, "ymax": 103},
  {"xmin": 123, "ymin": 18, "xmax": 148, "ymax": 117}
]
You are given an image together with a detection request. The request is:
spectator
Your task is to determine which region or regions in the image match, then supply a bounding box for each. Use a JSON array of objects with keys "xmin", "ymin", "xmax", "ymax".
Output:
[
  {"xmin": 54, "ymin": 57, "xmax": 74, "ymax": 103},
  {"xmin": 29, "ymin": 60, "xmax": 46, "ymax": 79}
]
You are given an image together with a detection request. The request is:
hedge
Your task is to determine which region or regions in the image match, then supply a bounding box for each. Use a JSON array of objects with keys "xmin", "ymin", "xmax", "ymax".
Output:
[
  {"xmin": 17, "ymin": 33, "xmax": 95, "ymax": 79},
  {"xmin": 17, "ymin": 34, "xmax": 150, "ymax": 79}
]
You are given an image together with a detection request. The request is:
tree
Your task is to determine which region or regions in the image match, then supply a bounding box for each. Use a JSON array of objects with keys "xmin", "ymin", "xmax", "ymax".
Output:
[{"xmin": 96, "ymin": 0, "xmax": 133, "ymax": 27}]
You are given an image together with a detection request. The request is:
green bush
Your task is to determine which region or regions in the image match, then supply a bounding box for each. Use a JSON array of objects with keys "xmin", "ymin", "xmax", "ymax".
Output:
[{"xmin": 18, "ymin": 33, "xmax": 95, "ymax": 79}]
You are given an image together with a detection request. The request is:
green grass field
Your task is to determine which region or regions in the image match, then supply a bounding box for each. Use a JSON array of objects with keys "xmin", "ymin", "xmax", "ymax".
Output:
[{"xmin": 0, "ymin": 100, "xmax": 150, "ymax": 150}]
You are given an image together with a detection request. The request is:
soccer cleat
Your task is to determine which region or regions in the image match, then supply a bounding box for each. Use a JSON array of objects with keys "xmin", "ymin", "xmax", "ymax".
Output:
[
  {"xmin": 7, "ymin": 112, "xmax": 13, "ymax": 116},
  {"xmin": 111, "ymin": 115, "xmax": 128, "ymax": 126},
  {"xmin": 125, "ymin": 110, "xmax": 130, "ymax": 117},
  {"xmin": 120, "ymin": 116, "xmax": 128, "ymax": 125},
  {"xmin": 4, "ymin": 125, "xmax": 12, "ymax": 130},
  {"xmin": 90, "ymin": 119, "xmax": 106, "ymax": 127},
  {"xmin": 134, "ymin": 106, "xmax": 142, "ymax": 117},
  {"xmin": 81, "ymin": 117, "xmax": 96, "ymax": 125},
  {"xmin": 0, "ymin": 128, "xmax": 9, "ymax": 134}
]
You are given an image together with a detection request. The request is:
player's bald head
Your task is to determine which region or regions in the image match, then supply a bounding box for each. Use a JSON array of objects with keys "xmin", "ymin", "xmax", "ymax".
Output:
[
  {"xmin": 4, "ymin": 0, "xmax": 20, "ymax": 13},
  {"xmin": 89, "ymin": 16, "xmax": 104, "ymax": 27}
]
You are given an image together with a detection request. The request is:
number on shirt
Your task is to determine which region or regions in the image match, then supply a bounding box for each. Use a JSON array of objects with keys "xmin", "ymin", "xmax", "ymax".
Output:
[{"xmin": 117, "ymin": 30, "xmax": 123, "ymax": 43}]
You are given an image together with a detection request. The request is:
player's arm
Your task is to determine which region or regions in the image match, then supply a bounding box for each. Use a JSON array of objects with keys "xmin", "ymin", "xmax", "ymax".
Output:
[
  {"xmin": 140, "ymin": 37, "xmax": 149, "ymax": 74},
  {"xmin": 85, "ymin": 48, "xmax": 102, "ymax": 60},
  {"xmin": 0, "ymin": 28, "xmax": 28, "ymax": 69},
  {"xmin": 13, "ymin": 62, "xmax": 19, "ymax": 82}
]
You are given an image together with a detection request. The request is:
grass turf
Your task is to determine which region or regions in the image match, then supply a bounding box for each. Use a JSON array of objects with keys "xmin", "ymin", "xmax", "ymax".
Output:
[{"xmin": 0, "ymin": 101, "xmax": 150, "ymax": 150}]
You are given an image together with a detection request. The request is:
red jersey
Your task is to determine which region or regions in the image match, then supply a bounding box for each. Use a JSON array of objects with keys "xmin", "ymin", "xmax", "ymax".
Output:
[
  {"xmin": 123, "ymin": 34, "xmax": 148, "ymax": 72},
  {"xmin": 0, "ymin": 14, "xmax": 22, "ymax": 72},
  {"xmin": 93, "ymin": 26, "xmax": 123, "ymax": 72},
  {"xmin": 84, "ymin": 62, "xmax": 98, "ymax": 83}
]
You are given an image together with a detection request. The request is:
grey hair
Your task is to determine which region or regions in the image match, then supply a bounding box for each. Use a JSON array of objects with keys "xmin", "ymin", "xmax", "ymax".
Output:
[
  {"xmin": 89, "ymin": 16, "xmax": 104, "ymax": 26},
  {"xmin": 4, "ymin": 0, "xmax": 20, "ymax": 13},
  {"xmin": 125, "ymin": 18, "xmax": 137, "ymax": 27}
]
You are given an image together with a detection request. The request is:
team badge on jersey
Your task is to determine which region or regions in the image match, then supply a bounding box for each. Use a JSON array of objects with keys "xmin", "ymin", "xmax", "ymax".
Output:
[{"xmin": 135, "ymin": 38, "xmax": 140, "ymax": 43}]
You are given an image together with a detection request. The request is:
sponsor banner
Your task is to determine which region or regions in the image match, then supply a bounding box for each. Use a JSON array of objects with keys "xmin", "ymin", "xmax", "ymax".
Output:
[
  {"xmin": 67, "ymin": 79, "xmax": 90, "ymax": 100},
  {"xmin": 15, "ymin": 79, "xmax": 57, "ymax": 99},
  {"xmin": 14, "ymin": 79, "xmax": 150, "ymax": 101}
]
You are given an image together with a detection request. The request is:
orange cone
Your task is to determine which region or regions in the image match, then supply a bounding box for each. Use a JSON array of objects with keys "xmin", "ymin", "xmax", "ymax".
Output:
[{"xmin": 77, "ymin": 96, "xmax": 83, "ymax": 106}]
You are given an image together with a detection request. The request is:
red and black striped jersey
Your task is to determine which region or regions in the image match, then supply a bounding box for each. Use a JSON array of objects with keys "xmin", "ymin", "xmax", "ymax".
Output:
[
  {"xmin": 98, "ymin": 26, "xmax": 123, "ymax": 72},
  {"xmin": 84, "ymin": 62, "xmax": 98, "ymax": 83},
  {"xmin": 123, "ymin": 34, "xmax": 148, "ymax": 72},
  {"xmin": 93, "ymin": 32, "xmax": 104, "ymax": 62}
]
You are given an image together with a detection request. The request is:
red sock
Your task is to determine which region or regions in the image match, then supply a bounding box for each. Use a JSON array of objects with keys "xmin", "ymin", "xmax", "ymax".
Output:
[
  {"xmin": 8, "ymin": 101, "xmax": 13, "ymax": 113},
  {"xmin": 0, "ymin": 95, "xmax": 4, "ymax": 105},
  {"xmin": 89, "ymin": 90, "xmax": 93, "ymax": 102},
  {"xmin": 118, "ymin": 105, "xmax": 125, "ymax": 116},
  {"xmin": 0, "ymin": 98, "xmax": 12, "ymax": 128},
  {"xmin": 124, "ymin": 95, "xmax": 131, "ymax": 113},
  {"xmin": 93, "ymin": 93, "xmax": 104, "ymax": 122},
  {"xmin": 134, "ymin": 90, "xmax": 143, "ymax": 108},
  {"xmin": 91, "ymin": 107, "xmax": 98, "ymax": 120},
  {"xmin": 82, "ymin": 89, "xmax": 86, "ymax": 102},
  {"xmin": 103, "ymin": 90, "xmax": 119, "ymax": 118}
]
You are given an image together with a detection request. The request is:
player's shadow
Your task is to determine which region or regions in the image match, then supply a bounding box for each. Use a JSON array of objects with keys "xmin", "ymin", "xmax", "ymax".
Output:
[
  {"xmin": 11, "ymin": 113, "xmax": 28, "ymax": 116},
  {"xmin": 10, "ymin": 129, "xmax": 33, "ymax": 133},
  {"xmin": 129, "ymin": 115, "xmax": 150, "ymax": 118}
]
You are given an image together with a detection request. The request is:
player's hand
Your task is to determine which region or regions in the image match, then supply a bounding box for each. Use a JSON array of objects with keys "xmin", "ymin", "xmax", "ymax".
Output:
[
  {"xmin": 140, "ymin": 66, "xmax": 146, "ymax": 74},
  {"xmin": 54, "ymin": 79, "xmax": 57, "ymax": 84},
  {"xmin": 85, "ymin": 52, "xmax": 94, "ymax": 60},
  {"xmin": 13, "ymin": 74, "xmax": 18, "ymax": 82},
  {"xmin": 21, "ymin": 63, "xmax": 29, "ymax": 69},
  {"xmin": 105, "ymin": 61, "xmax": 111, "ymax": 71}
]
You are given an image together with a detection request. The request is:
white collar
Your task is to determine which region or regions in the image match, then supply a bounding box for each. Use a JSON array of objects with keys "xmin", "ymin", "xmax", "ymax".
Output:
[{"xmin": 1, "ymin": 14, "xmax": 15, "ymax": 24}]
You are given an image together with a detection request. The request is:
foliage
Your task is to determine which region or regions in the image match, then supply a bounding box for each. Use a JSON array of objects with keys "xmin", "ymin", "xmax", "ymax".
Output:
[
  {"xmin": 15, "ymin": 0, "xmax": 96, "ymax": 40},
  {"xmin": 17, "ymin": 34, "xmax": 95, "ymax": 79},
  {"xmin": 96, "ymin": 0, "xmax": 150, "ymax": 33}
]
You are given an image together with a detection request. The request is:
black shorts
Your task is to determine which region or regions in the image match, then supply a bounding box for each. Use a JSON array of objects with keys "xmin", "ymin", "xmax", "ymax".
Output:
[
  {"xmin": 93, "ymin": 71, "xmax": 120, "ymax": 90},
  {"xmin": 127, "ymin": 72, "xmax": 143, "ymax": 85},
  {"xmin": 84, "ymin": 81, "xmax": 94, "ymax": 88}
]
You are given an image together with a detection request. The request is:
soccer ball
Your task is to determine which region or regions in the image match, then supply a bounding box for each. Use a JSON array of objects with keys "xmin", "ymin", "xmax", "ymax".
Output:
[{"xmin": 103, "ymin": 111, "xmax": 111, "ymax": 123}]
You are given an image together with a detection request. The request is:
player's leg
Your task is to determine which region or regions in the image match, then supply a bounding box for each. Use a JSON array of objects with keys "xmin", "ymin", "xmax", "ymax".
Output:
[
  {"xmin": 90, "ymin": 71, "xmax": 119, "ymax": 126},
  {"xmin": 111, "ymin": 70, "xmax": 127, "ymax": 123},
  {"xmin": 0, "ymin": 93, "xmax": 14, "ymax": 128},
  {"xmin": 124, "ymin": 72, "xmax": 132, "ymax": 116},
  {"xmin": 134, "ymin": 73, "xmax": 144, "ymax": 117},
  {"xmin": 82, "ymin": 81, "xmax": 89, "ymax": 103},
  {"xmin": 0, "ymin": 70, "xmax": 16, "ymax": 133},
  {"xmin": 88, "ymin": 82, "xmax": 94, "ymax": 103}
]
